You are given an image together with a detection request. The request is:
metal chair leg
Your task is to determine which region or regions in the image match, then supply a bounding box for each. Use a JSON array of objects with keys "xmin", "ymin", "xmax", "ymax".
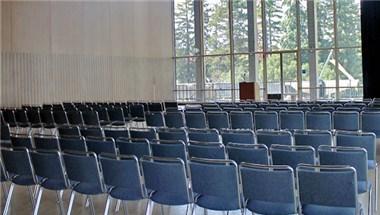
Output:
[
  {"xmin": 56, "ymin": 190, "xmax": 65, "ymax": 215},
  {"xmin": 375, "ymin": 164, "xmax": 378, "ymax": 211},
  {"xmin": 33, "ymin": 188, "xmax": 43, "ymax": 215},
  {"xmin": 123, "ymin": 201, "xmax": 128, "ymax": 215},
  {"xmin": 190, "ymin": 204, "xmax": 196, "ymax": 215},
  {"xmin": 28, "ymin": 186, "xmax": 38, "ymax": 210},
  {"xmin": 115, "ymin": 199, "xmax": 121, "ymax": 213},
  {"xmin": 2, "ymin": 183, "xmax": 14, "ymax": 215},
  {"xmin": 160, "ymin": 204, "xmax": 164, "ymax": 215},
  {"xmin": 89, "ymin": 196, "xmax": 95, "ymax": 215},
  {"xmin": 67, "ymin": 191, "xmax": 76, "ymax": 215},
  {"xmin": 145, "ymin": 199, "xmax": 154, "ymax": 215},
  {"xmin": 104, "ymin": 195, "xmax": 112, "ymax": 215},
  {"xmin": 1, "ymin": 183, "xmax": 9, "ymax": 203}
]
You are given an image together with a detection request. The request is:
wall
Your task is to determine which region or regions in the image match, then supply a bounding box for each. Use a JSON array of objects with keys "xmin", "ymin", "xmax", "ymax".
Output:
[{"xmin": 1, "ymin": 1, "xmax": 174, "ymax": 107}]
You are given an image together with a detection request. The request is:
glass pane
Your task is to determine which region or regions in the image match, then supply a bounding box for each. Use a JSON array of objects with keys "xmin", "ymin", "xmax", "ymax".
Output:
[
  {"xmin": 316, "ymin": 0, "xmax": 334, "ymax": 48},
  {"xmin": 300, "ymin": 50, "xmax": 311, "ymax": 100},
  {"xmin": 338, "ymin": 48, "xmax": 363, "ymax": 98},
  {"xmin": 174, "ymin": 0, "xmax": 196, "ymax": 56},
  {"xmin": 336, "ymin": 0, "xmax": 361, "ymax": 47},
  {"xmin": 233, "ymin": 0, "xmax": 248, "ymax": 53},
  {"xmin": 176, "ymin": 57, "xmax": 197, "ymax": 101},
  {"xmin": 256, "ymin": 0, "xmax": 263, "ymax": 52},
  {"xmin": 204, "ymin": 56, "xmax": 231, "ymax": 100},
  {"xmin": 204, "ymin": 0, "xmax": 230, "ymax": 55},
  {"xmin": 317, "ymin": 49, "xmax": 336, "ymax": 99},
  {"xmin": 266, "ymin": 54, "xmax": 281, "ymax": 94},
  {"xmin": 282, "ymin": 52, "xmax": 298, "ymax": 101},
  {"xmin": 299, "ymin": 0, "xmax": 309, "ymax": 49}
]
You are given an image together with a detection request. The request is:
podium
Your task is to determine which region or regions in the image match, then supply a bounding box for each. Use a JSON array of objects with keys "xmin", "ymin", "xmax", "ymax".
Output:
[{"xmin": 239, "ymin": 82, "xmax": 260, "ymax": 100}]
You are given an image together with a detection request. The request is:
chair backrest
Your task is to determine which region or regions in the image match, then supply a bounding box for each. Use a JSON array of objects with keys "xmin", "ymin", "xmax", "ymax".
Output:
[
  {"xmin": 254, "ymin": 111, "xmax": 279, "ymax": 130},
  {"xmin": 150, "ymin": 140, "xmax": 188, "ymax": 163},
  {"xmin": 82, "ymin": 111, "xmax": 100, "ymax": 126},
  {"xmin": 116, "ymin": 137, "xmax": 151, "ymax": 158},
  {"xmin": 188, "ymin": 141, "xmax": 227, "ymax": 159},
  {"xmin": 29, "ymin": 150, "xmax": 68, "ymax": 190},
  {"xmin": 226, "ymin": 143, "xmax": 269, "ymax": 165},
  {"xmin": 80, "ymin": 126, "xmax": 104, "ymax": 138},
  {"xmin": 2, "ymin": 109, "xmax": 16, "ymax": 125},
  {"xmin": 145, "ymin": 112, "xmax": 165, "ymax": 127},
  {"xmin": 94, "ymin": 107, "xmax": 110, "ymax": 122},
  {"xmin": 85, "ymin": 137, "xmax": 117, "ymax": 156},
  {"xmin": 164, "ymin": 111, "xmax": 185, "ymax": 128},
  {"xmin": 1, "ymin": 147, "xmax": 36, "ymax": 185},
  {"xmin": 62, "ymin": 152, "xmax": 105, "ymax": 194},
  {"xmin": 206, "ymin": 111, "xmax": 230, "ymax": 130},
  {"xmin": 189, "ymin": 158, "xmax": 242, "ymax": 211},
  {"xmin": 10, "ymin": 134, "xmax": 34, "ymax": 149},
  {"xmin": 333, "ymin": 111, "xmax": 359, "ymax": 131},
  {"xmin": 229, "ymin": 111, "xmax": 254, "ymax": 130},
  {"xmin": 220, "ymin": 129, "xmax": 256, "ymax": 145},
  {"xmin": 1, "ymin": 124, "xmax": 11, "ymax": 142},
  {"xmin": 129, "ymin": 128, "xmax": 157, "ymax": 141},
  {"xmin": 336, "ymin": 131, "xmax": 376, "ymax": 162},
  {"xmin": 305, "ymin": 111, "xmax": 331, "ymax": 130},
  {"xmin": 293, "ymin": 130, "xmax": 332, "ymax": 150},
  {"xmin": 185, "ymin": 111, "xmax": 207, "ymax": 129},
  {"xmin": 33, "ymin": 134, "xmax": 61, "ymax": 150},
  {"xmin": 361, "ymin": 111, "xmax": 380, "ymax": 136},
  {"xmin": 270, "ymin": 144, "xmax": 316, "ymax": 170},
  {"xmin": 279, "ymin": 111, "xmax": 305, "ymax": 130},
  {"xmin": 129, "ymin": 104, "xmax": 145, "ymax": 118},
  {"xmin": 188, "ymin": 128, "xmax": 220, "ymax": 142},
  {"xmin": 104, "ymin": 127, "xmax": 129, "ymax": 140},
  {"xmin": 66, "ymin": 110, "xmax": 84, "ymax": 125},
  {"xmin": 239, "ymin": 163, "xmax": 297, "ymax": 215},
  {"xmin": 157, "ymin": 128, "xmax": 188, "ymax": 142},
  {"xmin": 99, "ymin": 154, "xmax": 145, "ymax": 200},
  {"xmin": 26, "ymin": 108, "xmax": 42, "ymax": 124},
  {"xmin": 288, "ymin": 107, "xmax": 311, "ymax": 112},
  {"xmin": 141, "ymin": 156, "xmax": 192, "ymax": 205},
  {"xmin": 59, "ymin": 136, "xmax": 87, "ymax": 152},
  {"xmin": 0, "ymin": 157, "xmax": 8, "ymax": 182},
  {"xmin": 53, "ymin": 110, "xmax": 69, "ymax": 125},
  {"xmin": 107, "ymin": 107, "xmax": 125, "ymax": 123},
  {"xmin": 58, "ymin": 125, "xmax": 81, "ymax": 137},
  {"xmin": 14, "ymin": 109, "xmax": 29, "ymax": 124},
  {"xmin": 148, "ymin": 102, "xmax": 163, "ymax": 112},
  {"xmin": 256, "ymin": 130, "xmax": 292, "ymax": 148},
  {"xmin": 297, "ymin": 164, "xmax": 359, "ymax": 214},
  {"xmin": 40, "ymin": 109, "xmax": 55, "ymax": 125}
]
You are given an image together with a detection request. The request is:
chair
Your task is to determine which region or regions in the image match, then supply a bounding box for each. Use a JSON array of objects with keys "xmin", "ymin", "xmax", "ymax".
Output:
[
  {"xmin": 157, "ymin": 128, "xmax": 188, "ymax": 142},
  {"xmin": 230, "ymin": 111, "xmax": 254, "ymax": 130},
  {"xmin": 104, "ymin": 126, "xmax": 129, "ymax": 140},
  {"xmin": 1, "ymin": 148, "xmax": 37, "ymax": 215},
  {"xmin": 33, "ymin": 134, "xmax": 61, "ymax": 150},
  {"xmin": 14, "ymin": 109, "xmax": 31, "ymax": 127},
  {"xmin": 141, "ymin": 156, "xmax": 193, "ymax": 215},
  {"xmin": 221, "ymin": 129, "xmax": 256, "ymax": 145},
  {"xmin": 280, "ymin": 111, "xmax": 305, "ymax": 130},
  {"xmin": 164, "ymin": 101, "xmax": 178, "ymax": 110},
  {"xmin": 85, "ymin": 137, "xmax": 117, "ymax": 156},
  {"xmin": 107, "ymin": 107, "xmax": 126, "ymax": 126},
  {"xmin": 256, "ymin": 130, "xmax": 292, "ymax": 148},
  {"xmin": 116, "ymin": 138, "xmax": 151, "ymax": 158},
  {"xmin": 10, "ymin": 134, "xmax": 34, "ymax": 149},
  {"xmin": 336, "ymin": 107, "xmax": 362, "ymax": 112},
  {"xmin": 239, "ymin": 163, "xmax": 298, "ymax": 215},
  {"xmin": 333, "ymin": 111, "xmax": 360, "ymax": 131},
  {"xmin": 66, "ymin": 110, "xmax": 84, "ymax": 126},
  {"xmin": 206, "ymin": 111, "xmax": 230, "ymax": 130},
  {"xmin": 2, "ymin": 109, "xmax": 17, "ymax": 127},
  {"xmin": 63, "ymin": 152, "xmax": 106, "ymax": 215},
  {"xmin": 93, "ymin": 107, "xmax": 111, "ymax": 125},
  {"xmin": 288, "ymin": 107, "xmax": 311, "ymax": 112},
  {"xmin": 188, "ymin": 128, "xmax": 220, "ymax": 142},
  {"xmin": 145, "ymin": 112, "xmax": 165, "ymax": 127},
  {"xmin": 58, "ymin": 125, "xmax": 81, "ymax": 137},
  {"xmin": 361, "ymin": 111, "xmax": 380, "ymax": 137},
  {"xmin": 80, "ymin": 126, "xmax": 104, "ymax": 138},
  {"xmin": 82, "ymin": 110, "xmax": 101, "ymax": 126},
  {"xmin": 148, "ymin": 102, "xmax": 164, "ymax": 112},
  {"xmin": 129, "ymin": 104, "xmax": 146, "ymax": 123},
  {"xmin": 185, "ymin": 111, "xmax": 207, "ymax": 129},
  {"xmin": 59, "ymin": 136, "xmax": 88, "ymax": 152},
  {"xmin": 270, "ymin": 144, "xmax": 316, "ymax": 169},
  {"xmin": 189, "ymin": 158, "xmax": 243, "ymax": 214},
  {"xmin": 306, "ymin": 111, "xmax": 332, "ymax": 130},
  {"xmin": 318, "ymin": 146, "xmax": 372, "ymax": 214},
  {"xmin": 226, "ymin": 143, "xmax": 269, "ymax": 165},
  {"xmin": 294, "ymin": 130, "xmax": 332, "ymax": 150},
  {"xmin": 254, "ymin": 111, "xmax": 279, "ymax": 130},
  {"xmin": 30, "ymin": 150, "xmax": 69, "ymax": 214},
  {"xmin": 164, "ymin": 111, "xmax": 186, "ymax": 128},
  {"xmin": 188, "ymin": 141, "xmax": 227, "ymax": 159},
  {"xmin": 297, "ymin": 164, "xmax": 361, "ymax": 215},
  {"xmin": 129, "ymin": 127, "xmax": 157, "ymax": 141},
  {"xmin": 1, "ymin": 124, "xmax": 11, "ymax": 147},
  {"xmin": 53, "ymin": 110, "xmax": 69, "ymax": 125},
  {"xmin": 39, "ymin": 109, "xmax": 56, "ymax": 127},
  {"xmin": 150, "ymin": 140, "xmax": 188, "ymax": 163}
]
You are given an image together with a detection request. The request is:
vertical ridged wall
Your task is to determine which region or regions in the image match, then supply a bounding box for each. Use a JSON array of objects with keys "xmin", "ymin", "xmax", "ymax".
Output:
[{"xmin": 1, "ymin": 1, "xmax": 174, "ymax": 107}]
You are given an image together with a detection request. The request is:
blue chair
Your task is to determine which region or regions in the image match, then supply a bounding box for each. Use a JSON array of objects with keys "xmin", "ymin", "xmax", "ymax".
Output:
[
  {"xmin": 206, "ymin": 111, "xmax": 230, "ymax": 130},
  {"xmin": 288, "ymin": 107, "xmax": 311, "ymax": 112},
  {"xmin": 59, "ymin": 136, "xmax": 87, "ymax": 152},
  {"xmin": 150, "ymin": 140, "xmax": 188, "ymax": 163},
  {"xmin": 189, "ymin": 158, "xmax": 243, "ymax": 214},
  {"xmin": 280, "ymin": 111, "xmax": 305, "ymax": 130},
  {"xmin": 222, "ymin": 107, "xmax": 243, "ymax": 112},
  {"xmin": 107, "ymin": 107, "xmax": 127, "ymax": 126},
  {"xmin": 230, "ymin": 111, "xmax": 254, "ymax": 130},
  {"xmin": 297, "ymin": 164, "xmax": 362, "ymax": 215},
  {"xmin": 1, "ymin": 148, "xmax": 37, "ymax": 215},
  {"xmin": 185, "ymin": 111, "xmax": 207, "ymax": 129},
  {"xmin": 164, "ymin": 111, "xmax": 185, "ymax": 128},
  {"xmin": 333, "ymin": 111, "xmax": 360, "ymax": 131},
  {"xmin": 188, "ymin": 141, "xmax": 227, "ymax": 159},
  {"xmin": 99, "ymin": 154, "xmax": 146, "ymax": 215},
  {"xmin": 0, "ymin": 156, "xmax": 9, "ymax": 202},
  {"xmin": 30, "ymin": 150, "xmax": 69, "ymax": 214},
  {"xmin": 337, "ymin": 107, "xmax": 362, "ymax": 112},
  {"xmin": 103, "ymin": 126, "xmax": 129, "ymax": 140},
  {"xmin": 58, "ymin": 125, "xmax": 81, "ymax": 137},
  {"xmin": 306, "ymin": 111, "xmax": 332, "ymax": 130},
  {"xmin": 239, "ymin": 163, "xmax": 298, "ymax": 215},
  {"xmin": 312, "ymin": 106, "xmax": 335, "ymax": 113},
  {"xmin": 53, "ymin": 110, "xmax": 69, "ymax": 125},
  {"xmin": 254, "ymin": 111, "xmax": 279, "ymax": 130},
  {"xmin": 80, "ymin": 126, "xmax": 104, "ymax": 138},
  {"xmin": 1, "ymin": 124, "xmax": 11, "ymax": 147},
  {"xmin": 226, "ymin": 143, "xmax": 269, "ymax": 165},
  {"xmin": 85, "ymin": 137, "xmax": 117, "ymax": 156},
  {"xmin": 33, "ymin": 134, "xmax": 61, "ymax": 150},
  {"xmin": 116, "ymin": 137, "xmax": 151, "ymax": 158},
  {"xmin": 40, "ymin": 109, "xmax": 56, "ymax": 127},
  {"xmin": 129, "ymin": 104, "xmax": 146, "ymax": 124},
  {"xmin": 141, "ymin": 156, "xmax": 193, "ymax": 215},
  {"xmin": 294, "ymin": 130, "xmax": 332, "ymax": 150},
  {"xmin": 10, "ymin": 134, "xmax": 34, "ymax": 149},
  {"xmin": 66, "ymin": 110, "xmax": 84, "ymax": 126},
  {"xmin": 82, "ymin": 110, "xmax": 101, "ymax": 126},
  {"xmin": 63, "ymin": 151, "xmax": 106, "ymax": 215},
  {"xmin": 188, "ymin": 128, "xmax": 220, "ymax": 142},
  {"xmin": 145, "ymin": 112, "xmax": 165, "ymax": 127},
  {"xmin": 361, "ymin": 111, "xmax": 380, "ymax": 137},
  {"xmin": 270, "ymin": 145, "xmax": 316, "ymax": 169},
  {"xmin": 256, "ymin": 130, "xmax": 292, "ymax": 148},
  {"xmin": 129, "ymin": 127, "xmax": 157, "ymax": 141},
  {"xmin": 157, "ymin": 128, "xmax": 188, "ymax": 142},
  {"xmin": 148, "ymin": 102, "xmax": 164, "ymax": 112},
  {"xmin": 318, "ymin": 146, "xmax": 373, "ymax": 215},
  {"xmin": 220, "ymin": 129, "xmax": 256, "ymax": 145}
]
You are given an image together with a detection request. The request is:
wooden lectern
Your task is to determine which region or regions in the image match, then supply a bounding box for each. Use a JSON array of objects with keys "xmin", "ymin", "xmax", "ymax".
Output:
[{"xmin": 239, "ymin": 82, "xmax": 260, "ymax": 100}]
